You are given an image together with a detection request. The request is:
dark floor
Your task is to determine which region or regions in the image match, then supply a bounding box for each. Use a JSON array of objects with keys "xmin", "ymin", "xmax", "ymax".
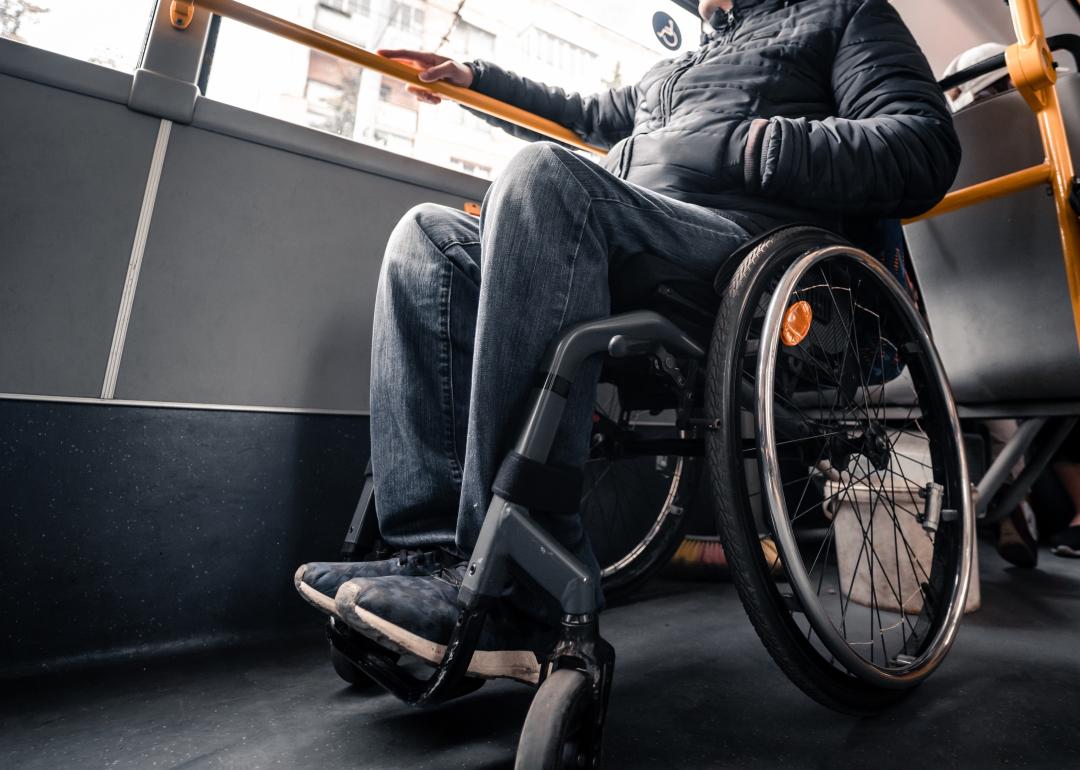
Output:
[{"xmin": 3, "ymin": 542, "xmax": 1078, "ymax": 770}]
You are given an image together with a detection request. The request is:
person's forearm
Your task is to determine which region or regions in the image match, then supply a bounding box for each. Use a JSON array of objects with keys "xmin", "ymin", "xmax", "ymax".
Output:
[{"xmin": 466, "ymin": 60, "xmax": 635, "ymax": 150}]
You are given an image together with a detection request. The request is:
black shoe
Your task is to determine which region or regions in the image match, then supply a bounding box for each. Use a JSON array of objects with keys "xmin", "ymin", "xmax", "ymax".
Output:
[
  {"xmin": 294, "ymin": 550, "xmax": 441, "ymax": 614},
  {"xmin": 997, "ymin": 501, "xmax": 1039, "ymax": 568},
  {"xmin": 334, "ymin": 564, "xmax": 555, "ymax": 683},
  {"xmin": 1049, "ymin": 525, "xmax": 1080, "ymax": 558}
]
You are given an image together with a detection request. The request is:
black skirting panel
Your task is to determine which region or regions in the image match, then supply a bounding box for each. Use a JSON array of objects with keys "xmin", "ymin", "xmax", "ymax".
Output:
[{"xmin": 0, "ymin": 399, "xmax": 369, "ymax": 678}]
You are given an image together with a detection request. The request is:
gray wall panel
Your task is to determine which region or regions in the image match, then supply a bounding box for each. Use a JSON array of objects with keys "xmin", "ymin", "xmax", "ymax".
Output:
[
  {"xmin": 192, "ymin": 96, "xmax": 489, "ymax": 203},
  {"xmin": 0, "ymin": 38, "xmax": 133, "ymax": 105},
  {"xmin": 0, "ymin": 73, "xmax": 159, "ymax": 397},
  {"xmin": 116, "ymin": 123, "xmax": 473, "ymax": 411}
]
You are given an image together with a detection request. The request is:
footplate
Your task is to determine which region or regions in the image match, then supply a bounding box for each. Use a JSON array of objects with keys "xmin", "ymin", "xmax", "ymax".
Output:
[{"xmin": 325, "ymin": 611, "xmax": 485, "ymax": 706}]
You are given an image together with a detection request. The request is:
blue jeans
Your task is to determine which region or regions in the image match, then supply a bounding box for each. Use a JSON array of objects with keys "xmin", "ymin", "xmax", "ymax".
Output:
[{"xmin": 370, "ymin": 142, "xmax": 755, "ymax": 586}]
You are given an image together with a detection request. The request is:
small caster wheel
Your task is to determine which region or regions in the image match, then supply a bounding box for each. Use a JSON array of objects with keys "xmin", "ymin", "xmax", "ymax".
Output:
[
  {"xmin": 515, "ymin": 669, "xmax": 600, "ymax": 770},
  {"xmin": 328, "ymin": 644, "xmax": 377, "ymax": 689}
]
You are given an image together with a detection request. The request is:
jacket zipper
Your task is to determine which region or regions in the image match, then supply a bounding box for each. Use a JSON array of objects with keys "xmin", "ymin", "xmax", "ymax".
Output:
[
  {"xmin": 618, "ymin": 135, "xmax": 637, "ymax": 179},
  {"xmin": 660, "ymin": 8, "xmax": 738, "ymax": 125},
  {"xmin": 724, "ymin": 7, "xmax": 738, "ymax": 40}
]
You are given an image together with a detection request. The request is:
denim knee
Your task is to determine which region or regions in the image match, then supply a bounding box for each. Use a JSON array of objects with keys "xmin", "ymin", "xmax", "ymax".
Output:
[
  {"xmin": 384, "ymin": 203, "xmax": 454, "ymax": 261},
  {"xmin": 485, "ymin": 142, "xmax": 581, "ymax": 208}
]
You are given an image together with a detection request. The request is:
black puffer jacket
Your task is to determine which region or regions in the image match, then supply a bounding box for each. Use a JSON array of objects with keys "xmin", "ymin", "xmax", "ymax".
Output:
[{"xmin": 467, "ymin": 0, "xmax": 960, "ymax": 230}]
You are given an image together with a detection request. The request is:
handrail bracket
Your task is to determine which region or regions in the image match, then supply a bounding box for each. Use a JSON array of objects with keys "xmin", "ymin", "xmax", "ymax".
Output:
[{"xmin": 170, "ymin": 0, "xmax": 196, "ymax": 30}]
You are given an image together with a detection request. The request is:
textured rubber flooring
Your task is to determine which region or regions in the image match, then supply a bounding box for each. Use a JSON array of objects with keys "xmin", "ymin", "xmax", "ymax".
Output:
[{"xmin": 2, "ymin": 541, "xmax": 1077, "ymax": 769}]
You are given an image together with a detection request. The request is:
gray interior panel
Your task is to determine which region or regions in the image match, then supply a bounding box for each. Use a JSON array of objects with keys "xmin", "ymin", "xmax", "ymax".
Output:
[
  {"xmin": 904, "ymin": 74, "xmax": 1080, "ymax": 405},
  {"xmin": 0, "ymin": 37, "xmax": 133, "ymax": 106},
  {"xmin": 115, "ymin": 122, "xmax": 475, "ymax": 411},
  {"xmin": 191, "ymin": 96, "xmax": 489, "ymax": 202},
  {"xmin": 1044, "ymin": 0, "xmax": 1080, "ymax": 41},
  {"xmin": 0, "ymin": 72, "xmax": 159, "ymax": 397}
]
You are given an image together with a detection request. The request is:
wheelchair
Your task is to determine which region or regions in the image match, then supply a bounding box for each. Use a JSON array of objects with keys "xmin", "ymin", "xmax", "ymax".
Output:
[
  {"xmin": 321, "ymin": 5, "xmax": 1080, "ymax": 766},
  {"xmin": 327, "ymin": 223, "xmax": 975, "ymax": 767}
]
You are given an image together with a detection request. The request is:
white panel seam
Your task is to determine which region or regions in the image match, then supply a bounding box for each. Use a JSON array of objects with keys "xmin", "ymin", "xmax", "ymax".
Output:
[
  {"xmin": 0, "ymin": 392, "xmax": 369, "ymax": 417},
  {"xmin": 101, "ymin": 118, "xmax": 172, "ymax": 399}
]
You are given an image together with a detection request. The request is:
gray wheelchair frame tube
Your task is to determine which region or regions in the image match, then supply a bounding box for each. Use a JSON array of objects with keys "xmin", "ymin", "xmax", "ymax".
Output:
[{"xmin": 458, "ymin": 311, "xmax": 704, "ymax": 614}]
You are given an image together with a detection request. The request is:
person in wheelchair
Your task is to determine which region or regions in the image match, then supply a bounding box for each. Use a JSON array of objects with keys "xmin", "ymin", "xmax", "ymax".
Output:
[{"xmin": 294, "ymin": 0, "xmax": 961, "ymax": 681}]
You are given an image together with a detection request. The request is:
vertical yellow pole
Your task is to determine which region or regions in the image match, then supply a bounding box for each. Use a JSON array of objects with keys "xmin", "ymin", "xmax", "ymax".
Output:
[{"xmin": 1008, "ymin": 0, "xmax": 1080, "ymax": 349}]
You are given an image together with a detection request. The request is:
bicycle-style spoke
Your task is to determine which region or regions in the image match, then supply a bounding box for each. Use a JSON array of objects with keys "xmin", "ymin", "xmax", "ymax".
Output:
[{"xmin": 751, "ymin": 252, "xmax": 965, "ymax": 678}]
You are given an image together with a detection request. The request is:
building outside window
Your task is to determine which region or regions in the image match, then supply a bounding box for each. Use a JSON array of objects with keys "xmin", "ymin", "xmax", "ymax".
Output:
[
  {"xmin": 321, "ymin": 0, "xmax": 373, "ymax": 15},
  {"xmin": 387, "ymin": 1, "xmax": 424, "ymax": 34},
  {"xmin": 202, "ymin": 0, "xmax": 702, "ymax": 180},
  {"xmin": 448, "ymin": 19, "xmax": 495, "ymax": 61},
  {"xmin": 0, "ymin": 0, "xmax": 156, "ymax": 72},
  {"xmin": 525, "ymin": 28, "xmax": 597, "ymax": 78},
  {"xmin": 450, "ymin": 156, "xmax": 493, "ymax": 177}
]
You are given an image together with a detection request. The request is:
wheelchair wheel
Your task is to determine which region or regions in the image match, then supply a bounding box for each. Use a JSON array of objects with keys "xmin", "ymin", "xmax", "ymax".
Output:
[
  {"xmin": 707, "ymin": 228, "xmax": 973, "ymax": 715},
  {"xmin": 515, "ymin": 669, "xmax": 600, "ymax": 770},
  {"xmin": 582, "ymin": 383, "xmax": 699, "ymax": 601}
]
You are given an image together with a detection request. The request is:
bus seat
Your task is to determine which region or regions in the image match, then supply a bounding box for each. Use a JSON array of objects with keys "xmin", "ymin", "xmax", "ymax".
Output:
[{"xmin": 903, "ymin": 71, "xmax": 1080, "ymax": 407}]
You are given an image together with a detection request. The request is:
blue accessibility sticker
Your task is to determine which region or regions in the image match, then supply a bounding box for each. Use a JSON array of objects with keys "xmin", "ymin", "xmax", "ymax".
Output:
[{"xmin": 652, "ymin": 11, "xmax": 682, "ymax": 51}]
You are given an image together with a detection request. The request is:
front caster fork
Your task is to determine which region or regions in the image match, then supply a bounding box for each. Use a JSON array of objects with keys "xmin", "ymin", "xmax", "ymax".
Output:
[{"xmin": 546, "ymin": 614, "xmax": 616, "ymax": 767}]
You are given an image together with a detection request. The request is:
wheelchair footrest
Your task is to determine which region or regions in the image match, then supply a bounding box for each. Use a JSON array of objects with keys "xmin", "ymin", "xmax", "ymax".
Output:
[{"xmin": 325, "ymin": 610, "xmax": 486, "ymax": 706}]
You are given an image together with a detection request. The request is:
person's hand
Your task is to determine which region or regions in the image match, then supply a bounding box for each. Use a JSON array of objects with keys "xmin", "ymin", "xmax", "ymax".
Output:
[{"xmin": 377, "ymin": 49, "xmax": 473, "ymax": 105}]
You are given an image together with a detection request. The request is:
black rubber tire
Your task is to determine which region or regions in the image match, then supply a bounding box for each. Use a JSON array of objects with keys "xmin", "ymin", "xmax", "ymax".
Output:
[
  {"xmin": 584, "ymin": 381, "xmax": 701, "ymax": 603},
  {"xmin": 707, "ymin": 227, "xmax": 911, "ymax": 716},
  {"xmin": 515, "ymin": 669, "xmax": 596, "ymax": 770},
  {"xmin": 328, "ymin": 644, "xmax": 377, "ymax": 689},
  {"xmin": 593, "ymin": 459, "xmax": 699, "ymax": 603}
]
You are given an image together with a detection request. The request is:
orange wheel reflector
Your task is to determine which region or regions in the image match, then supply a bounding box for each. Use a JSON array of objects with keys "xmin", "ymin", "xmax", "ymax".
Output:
[{"xmin": 781, "ymin": 300, "xmax": 812, "ymax": 346}]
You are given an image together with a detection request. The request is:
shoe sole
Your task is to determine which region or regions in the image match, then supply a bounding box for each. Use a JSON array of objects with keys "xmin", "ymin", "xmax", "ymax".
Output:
[
  {"xmin": 1052, "ymin": 545, "xmax": 1080, "ymax": 558},
  {"xmin": 294, "ymin": 564, "xmax": 339, "ymax": 616},
  {"xmin": 334, "ymin": 581, "xmax": 541, "ymax": 685}
]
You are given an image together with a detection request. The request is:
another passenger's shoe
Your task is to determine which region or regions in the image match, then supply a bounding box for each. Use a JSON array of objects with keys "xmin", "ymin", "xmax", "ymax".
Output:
[
  {"xmin": 1049, "ymin": 525, "xmax": 1080, "ymax": 558},
  {"xmin": 333, "ymin": 564, "xmax": 554, "ymax": 684},
  {"xmin": 294, "ymin": 550, "xmax": 440, "ymax": 615},
  {"xmin": 997, "ymin": 500, "xmax": 1039, "ymax": 568}
]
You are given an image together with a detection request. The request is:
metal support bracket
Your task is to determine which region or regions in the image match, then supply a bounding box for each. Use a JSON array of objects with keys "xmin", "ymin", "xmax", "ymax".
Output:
[
  {"xmin": 129, "ymin": 0, "xmax": 211, "ymax": 122},
  {"xmin": 171, "ymin": 0, "xmax": 196, "ymax": 29},
  {"xmin": 1006, "ymin": 36, "xmax": 1056, "ymax": 112},
  {"xmin": 919, "ymin": 482, "xmax": 944, "ymax": 534},
  {"xmin": 340, "ymin": 460, "xmax": 380, "ymax": 560}
]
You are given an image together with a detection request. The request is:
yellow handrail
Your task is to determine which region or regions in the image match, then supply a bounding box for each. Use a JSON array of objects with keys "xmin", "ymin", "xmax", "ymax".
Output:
[
  {"xmin": 168, "ymin": 0, "xmax": 606, "ymax": 155},
  {"xmin": 906, "ymin": 163, "xmax": 1052, "ymax": 220}
]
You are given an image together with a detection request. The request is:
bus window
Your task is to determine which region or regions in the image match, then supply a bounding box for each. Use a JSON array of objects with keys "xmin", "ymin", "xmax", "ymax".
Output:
[
  {"xmin": 0, "ymin": 0, "xmax": 156, "ymax": 72},
  {"xmin": 202, "ymin": 0, "xmax": 701, "ymax": 179}
]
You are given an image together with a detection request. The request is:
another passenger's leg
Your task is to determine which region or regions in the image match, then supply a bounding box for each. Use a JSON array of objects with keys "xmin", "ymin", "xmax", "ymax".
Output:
[{"xmin": 1050, "ymin": 425, "xmax": 1080, "ymax": 556}]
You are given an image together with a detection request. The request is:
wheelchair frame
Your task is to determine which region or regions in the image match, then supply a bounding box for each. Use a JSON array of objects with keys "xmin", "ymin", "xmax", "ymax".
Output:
[
  {"xmin": 326, "ymin": 310, "xmax": 703, "ymax": 714},
  {"xmin": 160, "ymin": 0, "xmax": 1080, "ymax": 763}
]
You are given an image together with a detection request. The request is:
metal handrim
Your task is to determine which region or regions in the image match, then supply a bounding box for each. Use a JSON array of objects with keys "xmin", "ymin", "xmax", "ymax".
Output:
[
  {"xmin": 755, "ymin": 245, "xmax": 973, "ymax": 687},
  {"xmin": 597, "ymin": 452, "xmax": 685, "ymax": 579},
  {"xmin": 586, "ymin": 387, "xmax": 687, "ymax": 580}
]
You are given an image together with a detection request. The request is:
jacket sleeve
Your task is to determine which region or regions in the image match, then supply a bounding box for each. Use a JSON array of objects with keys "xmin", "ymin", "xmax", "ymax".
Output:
[
  {"xmin": 745, "ymin": 0, "xmax": 961, "ymax": 218},
  {"xmin": 464, "ymin": 59, "xmax": 638, "ymax": 150}
]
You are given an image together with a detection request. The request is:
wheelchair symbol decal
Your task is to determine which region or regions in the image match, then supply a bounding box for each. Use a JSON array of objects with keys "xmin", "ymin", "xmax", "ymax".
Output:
[{"xmin": 652, "ymin": 11, "xmax": 682, "ymax": 51}]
